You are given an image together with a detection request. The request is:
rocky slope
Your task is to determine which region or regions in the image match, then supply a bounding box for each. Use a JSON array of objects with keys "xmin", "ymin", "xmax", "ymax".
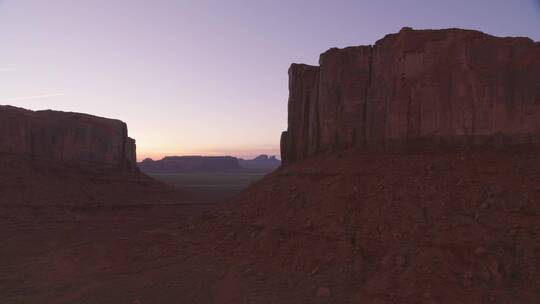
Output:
[
  {"xmin": 189, "ymin": 149, "xmax": 540, "ymax": 303},
  {"xmin": 281, "ymin": 27, "xmax": 540, "ymax": 164}
]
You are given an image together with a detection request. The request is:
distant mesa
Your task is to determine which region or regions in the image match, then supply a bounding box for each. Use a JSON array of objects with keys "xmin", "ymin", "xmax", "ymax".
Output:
[
  {"xmin": 281, "ymin": 27, "xmax": 540, "ymax": 165},
  {"xmin": 138, "ymin": 156, "xmax": 242, "ymax": 174},
  {"xmin": 238, "ymin": 154, "xmax": 280, "ymax": 171},
  {"xmin": 138, "ymin": 154, "xmax": 280, "ymax": 174}
]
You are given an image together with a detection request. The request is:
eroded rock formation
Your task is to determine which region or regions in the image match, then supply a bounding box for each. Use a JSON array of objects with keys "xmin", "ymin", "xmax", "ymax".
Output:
[
  {"xmin": 281, "ymin": 27, "xmax": 540, "ymax": 164},
  {"xmin": 0, "ymin": 105, "xmax": 137, "ymax": 170}
]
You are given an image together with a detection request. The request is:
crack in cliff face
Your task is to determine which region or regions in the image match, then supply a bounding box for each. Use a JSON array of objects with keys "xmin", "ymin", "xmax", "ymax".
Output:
[
  {"xmin": 120, "ymin": 123, "xmax": 129, "ymax": 170},
  {"xmin": 302, "ymin": 92, "xmax": 311, "ymax": 159},
  {"xmin": 312, "ymin": 69, "xmax": 321, "ymax": 156},
  {"xmin": 362, "ymin": 46, "xmax": 374, "ymax": 147}
]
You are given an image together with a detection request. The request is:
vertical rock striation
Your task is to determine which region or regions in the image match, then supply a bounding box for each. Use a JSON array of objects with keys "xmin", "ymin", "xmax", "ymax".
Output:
[
  {"xmin": 281, "ymin": 27, "xmax": 540, "ymax": 164},
  {"xmin": 281, "ymin": 64, "xmax": 320, "ymax": 164},
  {"xmin": 0, "ymin": 105, "xmax": 137, "ymax": 170}
]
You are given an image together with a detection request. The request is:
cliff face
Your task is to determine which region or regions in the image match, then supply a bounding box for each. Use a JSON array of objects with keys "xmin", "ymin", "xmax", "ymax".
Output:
[
  {"xmin": 0, "ymin": 105, "xmax": 137, "ymax": 170},
  {"xmin": 281, "ymin": 28, "xmax": 540, "ymax": 164}
]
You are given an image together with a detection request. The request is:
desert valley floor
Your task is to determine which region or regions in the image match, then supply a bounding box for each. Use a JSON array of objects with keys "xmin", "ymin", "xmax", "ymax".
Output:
[{"xmin": 1, "ymin": 149, "xmax": 539, "ymax": 303}]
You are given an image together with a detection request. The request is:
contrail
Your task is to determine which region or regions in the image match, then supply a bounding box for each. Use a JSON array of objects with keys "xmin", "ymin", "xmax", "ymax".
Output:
[{"xmin": 0, "ymin": 93, "xmax": 65, "ymax": 103}]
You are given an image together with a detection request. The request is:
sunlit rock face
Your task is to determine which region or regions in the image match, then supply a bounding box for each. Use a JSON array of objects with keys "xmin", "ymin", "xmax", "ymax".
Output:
[
  {"xmin": 281, "ymin": 27, "xmax": 540, "ymax": 164},
  {"xmin": 0, "ymin": 105, "xmax": 137, "ymax": 170}
]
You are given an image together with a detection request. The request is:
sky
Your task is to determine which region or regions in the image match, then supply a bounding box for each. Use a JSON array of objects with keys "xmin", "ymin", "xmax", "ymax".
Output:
[{"xmin": 0, "ymin": 0, "xmax": 539, "ymax": 160}]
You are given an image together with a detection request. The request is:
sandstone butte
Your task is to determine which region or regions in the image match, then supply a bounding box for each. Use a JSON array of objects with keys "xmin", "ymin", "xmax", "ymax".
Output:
[
  {"xmin": 0, "ymin": 105, "xmax": 137, "ymax": 171},
  {"xmin": 280, "ymin": 27, "xmax": 540, "ymax": 165},
  {"xmin": 0, "ymin": 105, "xmax": 185, "ymax": 207}
]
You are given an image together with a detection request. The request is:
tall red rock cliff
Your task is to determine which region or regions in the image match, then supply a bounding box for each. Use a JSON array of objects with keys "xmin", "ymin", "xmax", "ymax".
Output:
[
  {"xmin": 281, "ymin": 27, "xmax": 540, "ymax": 164},
  {"xmin": 0, "ymin": 105, "xmax": 137, "ymax": 170}
]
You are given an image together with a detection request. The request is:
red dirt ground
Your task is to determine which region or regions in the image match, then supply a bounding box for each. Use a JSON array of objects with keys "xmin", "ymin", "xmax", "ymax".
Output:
[{"xmin": 1, "ymin": 149, "xmax": 539, "ymax": 303}]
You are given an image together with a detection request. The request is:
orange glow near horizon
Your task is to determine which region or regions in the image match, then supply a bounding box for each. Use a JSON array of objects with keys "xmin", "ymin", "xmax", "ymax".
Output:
[{"xmin": 137, "ymin": 148, "xmax": 281, "ymax": 162}]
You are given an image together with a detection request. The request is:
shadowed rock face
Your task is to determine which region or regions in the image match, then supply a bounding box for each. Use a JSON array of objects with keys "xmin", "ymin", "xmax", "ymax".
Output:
[
  {"xmin": 281, "ymin": 27, "xmax": 540, "ymax": 164},
  {"xmin": 0, "ymin": 105, "xmax": 137, "ymax": 170}
]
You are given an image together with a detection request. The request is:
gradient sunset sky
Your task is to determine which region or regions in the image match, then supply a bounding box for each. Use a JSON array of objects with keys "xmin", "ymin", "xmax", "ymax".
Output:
[{"xmin": 1, "ymin": 0, "xmax": 539, "ymax": 160}]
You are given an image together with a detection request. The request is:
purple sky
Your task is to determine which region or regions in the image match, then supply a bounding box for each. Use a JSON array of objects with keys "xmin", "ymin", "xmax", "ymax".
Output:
[{"xmin": 1, "ymin": 0, "xmax": 539, "ymax": 160}]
